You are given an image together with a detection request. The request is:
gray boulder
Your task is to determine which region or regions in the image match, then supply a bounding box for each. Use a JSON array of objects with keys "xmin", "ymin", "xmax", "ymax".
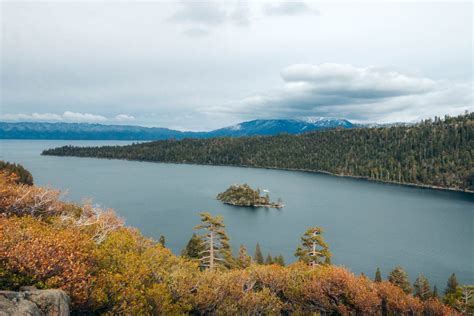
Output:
[{"xmin": 0, "ymin": 287, "xmax": 70, "ymax": 316}]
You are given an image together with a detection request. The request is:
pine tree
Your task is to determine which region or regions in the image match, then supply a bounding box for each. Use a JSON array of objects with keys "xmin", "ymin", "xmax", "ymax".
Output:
[
  {"xmin": 254, "ymin": 243, "xmax": 264, "ymax": 264},
  {"xmin": 237, "ymin": 244, "xmax": 252, "ymax": 268},
  {"xmin": 181, "ymin": 233, "xmax": 204, "ymax": 259},
  {"xmin": 374, "ymin": 267, "xmax": 382, "ymax": 282},
  {"xmin": 159, "ymin": 235, "xmax": 166, "ymax": 247},
  {"xmin": 414, "ymin": 274, "xmax": 432, "ymax": 300},
  {"xmin": 294, "ymin": 227, "xmax": 331, "ymax": 267},
  {"xmin": 265, "ymin": 254, "xmax": 273, "ymax": 265},
  {"xmin": 432, "ymin": 285, "xmax": 439, "ymax": 299},
  {"xmin": 445, "ymin": 272, "xmax": 459, "ymax": 295},
  {"xmin": 388, "ymin": 266, "xmax": 412, "ymax": 294},
  {"xmin": 274, "ymin": 255, "xmax": 285, "ymax": 266},
  {"xmin": 195, "ymin": 212, "xmax": 233, "ymax": 270}
]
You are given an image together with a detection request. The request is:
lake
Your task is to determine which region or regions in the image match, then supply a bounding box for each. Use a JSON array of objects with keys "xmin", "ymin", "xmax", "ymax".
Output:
[{"xmin": 1, "ymin": 140, "xmax": 473, "ymax": 287}]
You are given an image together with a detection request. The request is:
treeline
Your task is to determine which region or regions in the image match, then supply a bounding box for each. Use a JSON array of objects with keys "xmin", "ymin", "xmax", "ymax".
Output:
[
  {"xmin": 0, "ymin": 161, "xmax": 33, "ymax": 185},
  {"xmin": 1, "ymin": 170, "xmax": 470, "ymax": 314},
  {"xmin": 43, "ymin": 112, "xmax": 474, "ymax": 191}
]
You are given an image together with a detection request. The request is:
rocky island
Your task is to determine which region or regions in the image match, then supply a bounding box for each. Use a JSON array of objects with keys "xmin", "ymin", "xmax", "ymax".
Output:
[{"xmin": 216, "ymin": 184, "xmax": 284, "ymax": 208}]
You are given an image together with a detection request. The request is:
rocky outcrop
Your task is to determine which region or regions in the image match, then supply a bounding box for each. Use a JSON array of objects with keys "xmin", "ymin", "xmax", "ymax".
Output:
[{"xmin": 0, "ymin": 287, "xmax": 70, "ymax": 316}]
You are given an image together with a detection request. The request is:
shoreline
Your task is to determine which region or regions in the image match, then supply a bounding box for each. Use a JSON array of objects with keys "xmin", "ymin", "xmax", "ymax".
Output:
[{"xmin": 41, "ymin": 153, "xmax": 474, "ymax": 194}]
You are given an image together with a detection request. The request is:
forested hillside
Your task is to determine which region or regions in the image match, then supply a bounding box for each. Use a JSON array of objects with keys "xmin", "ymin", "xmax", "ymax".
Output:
[
  {"xmin": 0, "ymin": 161, "xmax": 33, "ymax": 185},
  {"xmin": 43, "ymin": 113, "xmax": 474, "ymax": 191}
]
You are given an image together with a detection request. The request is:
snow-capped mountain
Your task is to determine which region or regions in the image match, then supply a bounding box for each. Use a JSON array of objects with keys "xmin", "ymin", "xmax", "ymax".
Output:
[
  {"xmin": 207, "ymin": 118, "xmax": 354, "ymax": 137},
  {"xmin": 0, "ymin": 118, "xmax": 356, "ymax": 140}
]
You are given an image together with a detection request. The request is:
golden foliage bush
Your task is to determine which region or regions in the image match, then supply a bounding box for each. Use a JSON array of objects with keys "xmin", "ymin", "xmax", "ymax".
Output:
[{"xmin": 0, "ymin": 216, "xmax": 96, "ymax": 307}]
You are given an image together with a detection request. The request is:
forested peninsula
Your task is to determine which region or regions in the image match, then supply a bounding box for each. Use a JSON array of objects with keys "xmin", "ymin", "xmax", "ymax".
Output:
[{"xmin": 43, "ymin": 113, "xmax": 474, "ymax": 192}]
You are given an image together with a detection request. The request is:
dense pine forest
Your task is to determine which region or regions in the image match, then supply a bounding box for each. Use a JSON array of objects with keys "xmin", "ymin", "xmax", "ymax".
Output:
[
  {"xmin": 1, "ymin": 166, "xmax": 471, "ymax": 314},
  {"xmin": 43, "ymin": 113, "xmax": 474, "ymax": 191}
]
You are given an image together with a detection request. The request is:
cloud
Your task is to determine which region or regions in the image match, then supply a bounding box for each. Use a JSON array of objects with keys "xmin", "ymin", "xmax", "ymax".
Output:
[
  {"xmin": 281, "ymin": 63, "xmax": 436, "ymax": 100},
  {"xmin": 182, "ymin": 27, "xmax": 211, "ymax": 38},
  {"xmin": 114, "ymin": 114, "xmax": 136, "ymax": 122},
  {"xmin": 231, "ymin": 1, "xmax": 251, "ymax": 26},
  {"xmin": 169, "ymin": 0, "xmax": 252, "ymax": 34},
  {"xmin": 169, "ymin": 1, "xmax": 227, "ymax": 26},
  {"xmin": 207, "ymin": 63, "xmax": 472, "ymax": 123},
  {"xmin": 0, "ymin": 112, "xmax": 136, "ymax": 124},
  {"xmin": 264, "ymin": 1, "xmax": 319, "ymax": 16},
  {"xmin": 61, "ymin": 111, "xmax": 107, "ymax": 122}
]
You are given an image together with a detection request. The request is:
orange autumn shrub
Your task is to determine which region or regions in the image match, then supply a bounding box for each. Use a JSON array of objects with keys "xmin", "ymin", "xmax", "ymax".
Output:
[
  {"xmin": 0, "ymin": 172, "xmax": 62, "ymax": 218},
  {"xmin": 0, "ymin": 216, "xmax": 96, "ymax": 308},
  {"xmin": 376, "ymin": 280, "xmax": 424, "ymax": 315},
  {"xmin": 423, "ymin": 298, "xmax": 459, "ymax": 316},
  {"xmin": 282, "ymin": 263, "xmax": 381, "ymax": 314},
  {"xmin": 189, "ymin": 268, "xmax": 284, "ymax": 314}
]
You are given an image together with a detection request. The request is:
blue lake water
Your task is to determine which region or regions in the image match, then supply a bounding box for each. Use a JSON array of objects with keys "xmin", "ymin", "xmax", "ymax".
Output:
[{"xmin": 1, "ymin": 139, "xmax": 473, "ymax": 288}]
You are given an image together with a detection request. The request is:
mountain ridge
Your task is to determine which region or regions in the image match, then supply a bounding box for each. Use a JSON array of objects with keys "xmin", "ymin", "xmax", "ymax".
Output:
[{"xmin": 0, "ymin": 118, "xmax": 357, "ymax": 140}]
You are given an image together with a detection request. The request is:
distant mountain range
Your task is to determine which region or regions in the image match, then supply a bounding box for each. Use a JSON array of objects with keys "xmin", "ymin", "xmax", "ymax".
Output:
[{"xmin": 0, "ymin": 118, "xmax": 357, "ymax": 140}]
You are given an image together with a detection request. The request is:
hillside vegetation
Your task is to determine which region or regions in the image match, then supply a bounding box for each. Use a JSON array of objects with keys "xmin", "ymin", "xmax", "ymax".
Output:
[
  {"xmin": 43, "ymin": 113, "xmax": 474, "ymax": 191},
  {"xmin": 0, "ymin": 168, "xmax": 466, "ymax": 315},
  {"xmin": 0, "ymin": 160, "xmax": 33, "ymax": 185}
]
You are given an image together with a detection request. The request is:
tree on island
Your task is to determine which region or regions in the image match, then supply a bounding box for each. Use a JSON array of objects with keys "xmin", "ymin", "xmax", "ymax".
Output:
[
  {"xmin": 254, "ymin": 243, "xmax": 264, "ymax": 264},
  {"xmin": 388, "ymin": 266, "xmax": 412, "ymax": 294},
  {"xmin": 195, "ymin": 212, "xmax": 233, "ymax": 270},
  {"xmin": 294, "ymin": 227, "xmax": 331, "ymax": 267},
  {"xmin": 216, "ymin": 184, "xmax": 283, "ymax": 208}
]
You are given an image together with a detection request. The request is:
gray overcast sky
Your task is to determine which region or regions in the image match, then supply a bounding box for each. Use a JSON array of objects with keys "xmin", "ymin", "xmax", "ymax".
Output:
[{"xmin": 1, "ymin": 1, "xmax": 472, "ymax": 130}]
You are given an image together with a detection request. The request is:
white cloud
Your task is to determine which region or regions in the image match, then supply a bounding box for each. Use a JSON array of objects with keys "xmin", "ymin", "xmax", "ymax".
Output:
[
  {"xmin": 208, "ymin": 63, "xmax": 472, "ymax": 123},
  {"xmin": 281, "ymin": 63, "xmax": 437, "ymax": 99},
  {"xmin": 264, "ymin": 1, "xmax": 319, "ymax": 16},
  {"xmin": 0, "ymin": 112, "xmax": 136, "ymax": 124},
  {"xmin": 61, "ymin": 111, "xmax": 107, "ymax": 122},
  {"xmin": 114, "ymin": 114, "xmax": 136, "ymax": 122},
  {"xmin": 169, "ymin": 1, "xmax": 227, "ymax": 26}
]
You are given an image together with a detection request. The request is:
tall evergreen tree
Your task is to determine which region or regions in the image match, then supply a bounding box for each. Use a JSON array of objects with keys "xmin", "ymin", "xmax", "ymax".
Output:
[
  {"xmin": 265, "ymin": 254, "xmax": 274, "ymax": 265},
  {"xmin": 294, "ymin": 227, "xmax": 331, "ymax": 267},
  {"xmin": 159, "ymin": 235, "xmax": 166, "ymax": 247},
  {"xmin": 237, "ymin": 244, "xmax": 252, "ymax": 268},
  {"xmin": 374, "ymin": 267, "xmax": 382, "ymax": 282},
  {"xmin": 195, "ymin": 212, "xmax": 233, "ymax": 270},
  {"xmin": 181, "ymin": 233, "xmax": 204, "ymax": 259},
  {"xmin": 254, "ymin": 243, "xmax": 264, "ymax": 264},
  {"xmin": 445, "ymin": 273, "xmax": 459, "ymax": 296},
  {"xmin": 414, "ymin": 274, "xmax": 432, "ymax": 301},
  {"xmin": 274, "ymin": 255, "xmax": 285, "ymax": 266},
  {"xmin": 388, "ymin": 266, "xmax": 412, "ymax": 294},
  {"xmin": 432, "ymin": 285, "xmax": 439, "ymax": 299}
]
